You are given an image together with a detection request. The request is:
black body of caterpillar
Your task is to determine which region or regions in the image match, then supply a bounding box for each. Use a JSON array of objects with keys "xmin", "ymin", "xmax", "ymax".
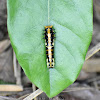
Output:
[{"xmin": 44, "ymin": 26, "xmax": 55, "ymax": 68}]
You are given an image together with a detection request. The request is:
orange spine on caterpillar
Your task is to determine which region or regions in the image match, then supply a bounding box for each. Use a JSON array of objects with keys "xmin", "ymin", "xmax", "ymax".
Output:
[{"xmin": 43, "ymin": 26, "xmax": 56, "ymax": 68}]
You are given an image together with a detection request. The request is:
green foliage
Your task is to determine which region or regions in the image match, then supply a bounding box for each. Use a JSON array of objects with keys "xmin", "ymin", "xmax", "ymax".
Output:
[{"xmin": 7, "ymin": 0, "xmax": 93, "ymax": 98}]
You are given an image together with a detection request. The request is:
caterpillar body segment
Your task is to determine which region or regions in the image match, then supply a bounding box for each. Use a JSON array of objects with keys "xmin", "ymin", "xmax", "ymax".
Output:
[{"xmin": 44, "ymin": 26, "xmax": 55, "ymax": 68}]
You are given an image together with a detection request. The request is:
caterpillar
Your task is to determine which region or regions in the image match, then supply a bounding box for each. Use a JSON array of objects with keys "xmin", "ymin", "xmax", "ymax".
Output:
[{"xmin": 44, "ymin": 26, "xmax": 55, "ymax": 68}]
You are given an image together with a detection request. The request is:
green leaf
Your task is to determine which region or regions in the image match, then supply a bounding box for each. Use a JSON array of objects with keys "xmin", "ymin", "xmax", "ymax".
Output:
[{"xmin": 7, "ymin": 0, "xmax": 93, "ymax": 98}]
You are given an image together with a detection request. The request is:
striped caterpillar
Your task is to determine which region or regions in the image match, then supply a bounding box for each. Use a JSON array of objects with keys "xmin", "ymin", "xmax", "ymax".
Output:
[{"xmin": 44, "ymin": 26, "xmax": 55, "ymax": 68}]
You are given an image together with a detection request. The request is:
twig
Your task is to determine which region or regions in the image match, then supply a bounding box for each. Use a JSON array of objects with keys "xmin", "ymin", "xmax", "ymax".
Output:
[
  {"xmin": 32, "ymin": 84, "xmax": 37, "ymax": 100},
  {"xmin": 13, "ymin": 51, "xmax": 17, "ymax": 78},
  {"xmin": 62, "ymin": 87, "xmax": 93, "ymax": 92},
  {"xmin": 18, "ymin": 94, "xmax": 30, "ymax": 100},
  {"xmin": 0, "ymin": 85, "xmax": 23, "ymax": 92},
  {"xmin": 23, "ymin": 89, "xmax": 43, "ymax": 100},
  {"xmin": 16, "ymin": 63, "xmax": 21, "ymax": 85},
  {"xmin": 85, "ymin": 43, "xmax": 100, "ymax": 60},
  {"xmin": 0, "ymin": 96, "xmax": 17, "ymax": 100},
  {"xmin": 32, "ymin": 84, "xmax": 36, "ymax": 93},
  {"xmin": 93, "ymin": 81, "xmax": 99, "ymax": 90},
  {"xmin": 13, "ymin": 51, "xmax": 22, "ymax": 85},
  {"xmin": 0, "ymin": 39, "xmax": 11, "ymax": 54}
]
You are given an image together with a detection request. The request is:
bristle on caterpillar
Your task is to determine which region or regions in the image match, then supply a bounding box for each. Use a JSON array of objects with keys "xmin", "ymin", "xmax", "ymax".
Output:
[{"xmin": 44, "ymin": 26, "xmax": 55, "ymax": 68}]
